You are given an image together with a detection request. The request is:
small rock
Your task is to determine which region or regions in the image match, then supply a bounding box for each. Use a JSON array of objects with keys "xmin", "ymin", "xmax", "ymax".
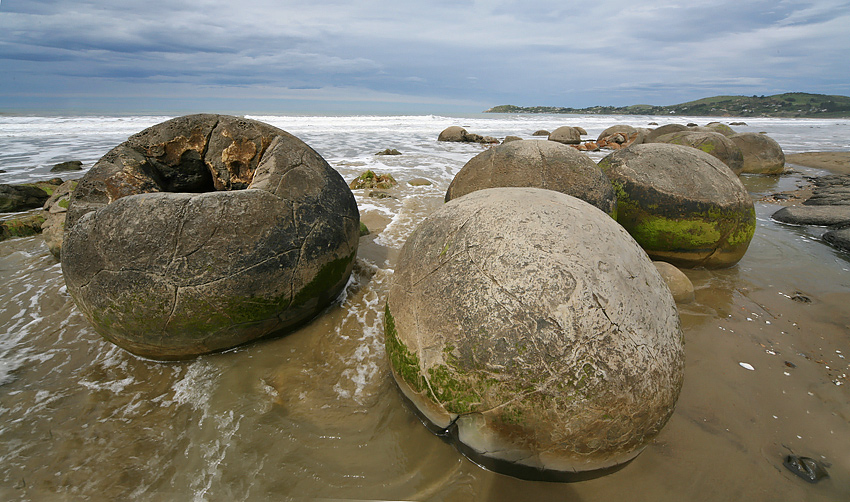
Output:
[
  {"xmin": 50, "ymin": 160, "xmax": 83, "ymax": 172},
  {"xmin": 783, "ymin": 454, "xmax": 829, "ymax": 483},
  {"xmin": 0, "ymin": 184, "xmax": 52, "ymax": 213},
  {"xmin": 368, "ymin": 191, "xmax": 397, "ymax": 199},
  {"xmin": 532, "ymin": 130, "xmax": 550, "ymax": 136},
  {"xmin": 772, "ymin": 206, "xmax": 850, "ymax": 227},
  {"xmin": 548, "ymin": 126, "xmax": 581, "ymax": 145},
  {"xmin": 408, "ymin": 178, "xmax": 432, "ymax": 186},
  {"xmin": 375, "ymin": 148, "xmax": 402, "ymax": 156},
  {"xmin": 790, "ymin": 292, "xmax": 812, "ymax": 303},
  {"xmin": 653, "ymin": 261, "xmax": 695, "ymax": 303},
  {"xmin": 359, "ymin": 222, "xmax": 370, "ymax": 236},
  {"xmin": 502, "ymin": 136, "xmax": 522, "ymax": 144},
  {"xmin": 350, "ymin": 170, "xmax": 398, "ymax": 190},
  {"xmin": 0, "ymin": 212, "xmax": 46, "ymax": 241}
]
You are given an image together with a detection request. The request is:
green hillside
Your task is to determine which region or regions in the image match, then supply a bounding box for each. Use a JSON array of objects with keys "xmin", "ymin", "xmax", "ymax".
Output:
[{"xmin": 484, "ymin": 93, "xmax": 850, "ymax": 118}]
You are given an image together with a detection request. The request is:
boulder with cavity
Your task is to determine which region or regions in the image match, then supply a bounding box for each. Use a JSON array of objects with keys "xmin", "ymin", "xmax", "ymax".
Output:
[
  {"xmin": 385, "ymin": 187, "xmax": 684, "ymax": 477},
  {"xmin": 61, "ymin": 114, "xmax": 359, "ymax": 360}
]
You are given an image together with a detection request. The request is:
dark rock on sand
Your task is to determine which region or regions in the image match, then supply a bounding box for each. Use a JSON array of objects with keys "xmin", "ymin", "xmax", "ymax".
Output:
[
  {"xmin": 599, "ymin": 143, "xmax": 755, "ymax": 269},
  {"xmin": 62, "ymin": 114, "xmax": 359, "ymax": 360},
  {"xmin": 386, "ymin": 187, "xmax": 683, "ymax": 474},
  {"xmin": 51, "ymin": 160, "xmax": 83, "ymax": 172},
  {"xmin": 445, "ymin": 139, "xmax": 616, "ymax": 216},
  {"xmin": 407, "ymin": 178, "xmax": 432, "ymax": 186},
  {"xmin": 783, "ymin": 454, "xmax": 829, "ymax": 483},
  {"xmin": 823, "ymin": 226, "xmax": 850, "ymax": 252},
  {"xmin": 0, "ymin": 184, "xmax": 52, "ymax": 212}
]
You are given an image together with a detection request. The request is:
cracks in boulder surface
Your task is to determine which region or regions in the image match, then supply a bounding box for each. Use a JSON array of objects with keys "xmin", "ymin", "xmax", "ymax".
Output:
[{"xmin": 167, "ymin": 198, "xmax": 193, "ymax": 266}]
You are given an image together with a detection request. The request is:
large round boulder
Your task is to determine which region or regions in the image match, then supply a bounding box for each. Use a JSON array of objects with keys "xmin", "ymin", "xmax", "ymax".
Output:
[
  {"xmin": 729, "ymin": 132, "xmax": 786, "ymax": 174},
  {"xmin": 62, "ymin": 114, "xmax": 360, "ymax": 360},
  {"xmin": 547, "ymin": 126, "xmax": 581, "ymax": 145},
  {"xmin": 598, "ymin": 143, "xmax": 755, "ymax": 269},
  {"xmin": 385, "ymin": 187, "xmax": 684, "ymax": 477},
  {"xmin": 649, "ymin": 130, "xmax": 744, "ymax": 175},
  {"xmin": 444, "ymin": 140, "xmax": 616, "ymax": 216},
  {"xmin": 644, "ymin": 124, "xmax": 688, "ymax": 142},
  {"xmin": 704, "ymin": 122, "xmax": 737, "ymax": 137}
]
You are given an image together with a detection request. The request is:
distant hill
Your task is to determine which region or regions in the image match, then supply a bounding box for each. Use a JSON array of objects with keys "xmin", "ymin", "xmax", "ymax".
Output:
[{"xmin": 484, "ymin": 93, "xmax": 850, "ymax": 118}]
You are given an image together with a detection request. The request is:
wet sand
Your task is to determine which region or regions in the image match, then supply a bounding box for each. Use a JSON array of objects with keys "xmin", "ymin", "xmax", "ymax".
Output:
[
  {"xmin": 2, "ymin": 153, "xmax": 849, "ymax": 500},
  {"xmin": 786, "ymin": 151, "xmax": 850, "ymax": 175}
]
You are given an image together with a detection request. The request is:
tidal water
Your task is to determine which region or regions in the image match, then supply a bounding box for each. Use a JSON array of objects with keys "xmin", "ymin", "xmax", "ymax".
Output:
[{"xmin": 1, "ymin": 113, "xmax": 849, "ymax": 500}]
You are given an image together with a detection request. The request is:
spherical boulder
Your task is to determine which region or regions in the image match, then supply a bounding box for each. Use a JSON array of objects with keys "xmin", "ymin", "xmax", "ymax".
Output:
[
  {"xmin": 385, "ymin": 187, "xmax": 684, "ymax": 476},
  {"xmin": 704, "ymin": 122, "xmax": 737, "ymax": 137},
  {"xmin": 599, "ymin": 143, "xmax": 755, "ymax": 269},
  {"xmin": 438, "ymin": 126, "xmax": 469, "ymax": 142},
  {"xmin": 548, "ymin": 126, "xmax": 581, "ymax": 145},
  {"xmin": 729, "ymin": 132, "xmax": 786, "ymax": 174},
  {"xmin": 444, "ymin": 140, "xmax": 617, "ymax": 216},
  {"xmin": 649, "ymin": 130, "xmax": 744, "ymax": 175},
  {"xmin": 653, "ymin": 261, "xmax": 695, "ymax": 304},
  {"xmin": 645, "ymin": 124, "xmax": 688, "ymax": 142},
  {"xmin": 62, "ymin": 114, "xmax": 360, "ymax": 360}
]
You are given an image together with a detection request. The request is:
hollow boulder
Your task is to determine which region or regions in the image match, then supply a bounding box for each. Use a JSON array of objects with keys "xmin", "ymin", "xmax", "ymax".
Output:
[
  {"xmin": 385, "ymin": 187, "xmax": 684, "ymax": 477},
  {"xmin": 62, "ymin": 114, "xmax": 359, "ymax": 360},
  {"xmin": 598, "ymin": 143, "xmax": 755, "ymax": 269},
  {"xmin": 444, "ymin": 140, "xmax": 616, "ymax": 216},
  {"xmin": 729, "ymin": 132, "xmax": 786, "ymax": 174}
]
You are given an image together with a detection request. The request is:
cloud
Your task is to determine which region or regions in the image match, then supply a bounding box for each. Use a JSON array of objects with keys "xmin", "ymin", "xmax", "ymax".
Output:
[{"xmin": 0, "ymin": 0, "xmax": 848, "ymax": 111}]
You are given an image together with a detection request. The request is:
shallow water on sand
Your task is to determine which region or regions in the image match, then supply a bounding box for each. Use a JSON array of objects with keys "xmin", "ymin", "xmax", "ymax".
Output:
[{"xmin": 1, "ymin": 114, "xmax": 849, "ymax": 500}]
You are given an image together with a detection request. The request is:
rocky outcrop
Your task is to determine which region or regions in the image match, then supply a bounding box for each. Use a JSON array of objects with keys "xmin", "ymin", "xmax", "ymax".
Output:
[
  {"xmin": 445, "ymin": 140, "xmax": 616, "ymax": 216},
  {"xmin": 599, "ymin": 143, "xmax": 755, "ymax": 268},
  {"xmin": 649, "ymin": 131, "xmax": 744, "ymax": 175},
  {"xmin": 385, "ymin": 187, "xmax": 683, "ymax": 476},
  {"xmin": 771, "ymin": 174, "xmax": 850, "ymax": 253},
  {"xmin": 730, "ymin": 132, "xmax": 785, "ymax": 175},
  {"xmin": 62, "ymin": 114, "xmax": 359, "ymax": 360}
]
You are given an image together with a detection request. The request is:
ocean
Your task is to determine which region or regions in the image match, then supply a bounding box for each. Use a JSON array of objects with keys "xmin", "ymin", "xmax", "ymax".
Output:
[{"xmin": 1, "ymin": 113, "xmax": 849, "ymax": 500}]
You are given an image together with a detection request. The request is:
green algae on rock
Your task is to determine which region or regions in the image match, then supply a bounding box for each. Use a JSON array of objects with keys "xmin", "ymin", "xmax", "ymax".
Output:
[
  {"xmin": 62, "ymin": 114, "xmax": 359, "ymax": 360},
  {"xmin": 599, "ymin": 143, "xmax": 755, "ymax": 269},
  {"xmin": 349, "ymin": 170, "xmax": 398, "ymax": 190},
  {"xmin": 385, "ymin": 187, "xmax": 684, "ymax": 477}
]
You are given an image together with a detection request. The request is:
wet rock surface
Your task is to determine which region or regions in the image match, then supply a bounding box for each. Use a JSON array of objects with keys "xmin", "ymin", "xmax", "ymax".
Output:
[
  {"xmin": 0, "ymin": 211, "xmax": 45, "ymax": 241},
  {"xmin": 62, "ymin": 114, "xmax": 359, "ymax": 360},
  {"xmin": 41, "ymin": 179, "xmax": 77, "ymax": 259},
  {"xmin": 598, "ymin": 143, "xmax": 755, "ymax": 269},
  {"xmin": 50, "ymin": 160, "xmax": 84, "ymax": 172},
  {"xmin": 385, "ymin": 187, "xmax": 684, "ymax": 475},
  {"xmin": 547, "ymin": 126, "xmax": 581, "ymax": 145},
  {"xmin": 0, "ymin": 184, "xmax": 53, "ymax": 212},
  {"xmin": 771, "ymin": 174, "xmax": 850, "ymax": 253},
  {"xmin": 438, "ymin": 126, "xmax": 498, "ymax": 144},
  {"xmin": 444, "ymin": 140, "xmax": 616, "ymax": 215}
]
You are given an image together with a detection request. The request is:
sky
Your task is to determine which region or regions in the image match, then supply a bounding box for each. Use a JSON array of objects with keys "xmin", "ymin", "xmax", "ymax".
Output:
[{"xmin": 1, "ymin": 0, "xmax": 849, "ymax": 114}]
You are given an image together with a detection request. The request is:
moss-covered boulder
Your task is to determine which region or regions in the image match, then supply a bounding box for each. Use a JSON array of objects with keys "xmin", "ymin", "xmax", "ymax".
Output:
[
  {"xmin": 349, "ymin": 170, "xmax": 398, "ymax": 190},
  {"xmin": 444, "ymin": 140, "xmax": 616, "ymax": 216},
  {"xmin": 649, "ymin": 131, "xmax": 744, "ymax": 175},
  {"xmin": 547, "ymin": 126, "xmax": 581, "ymax": 145},
  {"xmin": 62, "ymin": 114, "xmax": 359, "ymax": 360},
  {"xmin": 599, "ymin": 144, "xmax": 755, "ymax": 268},
  {"xmin": 0, "ymin": 184, "xmax": 52, "ymax": 213},
  {"xmin": 729, "ymin": 132, "xmax": 786, "ymax": 174},
  {"xmin": 385, "ymin": 187, "xmax": 684, "ymax": 477},
  {"xmin": 0, "ymin": 211, "xmax": 46, "ymax": 241}
]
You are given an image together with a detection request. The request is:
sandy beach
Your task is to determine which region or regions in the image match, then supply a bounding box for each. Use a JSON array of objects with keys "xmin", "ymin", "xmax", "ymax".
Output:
[{"xmin": 786, "ymin": 151, "xmax": 850, "ymax": 175}]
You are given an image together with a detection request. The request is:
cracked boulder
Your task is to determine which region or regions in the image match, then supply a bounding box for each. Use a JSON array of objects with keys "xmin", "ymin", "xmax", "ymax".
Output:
[
  {"xmin": 385, "ymin": 187, "xmax": 684, "ymax": 476},
  {"xmin": 444, "ymin": 140, "xmax": 617, "ymax": 216},
  {"xmin": 61, "ymin": 114, "xmax": 359, "ymax": 360},
  {"xmin": 599, "ymin": 143, "xmax": 755, "ymax": 269}
]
